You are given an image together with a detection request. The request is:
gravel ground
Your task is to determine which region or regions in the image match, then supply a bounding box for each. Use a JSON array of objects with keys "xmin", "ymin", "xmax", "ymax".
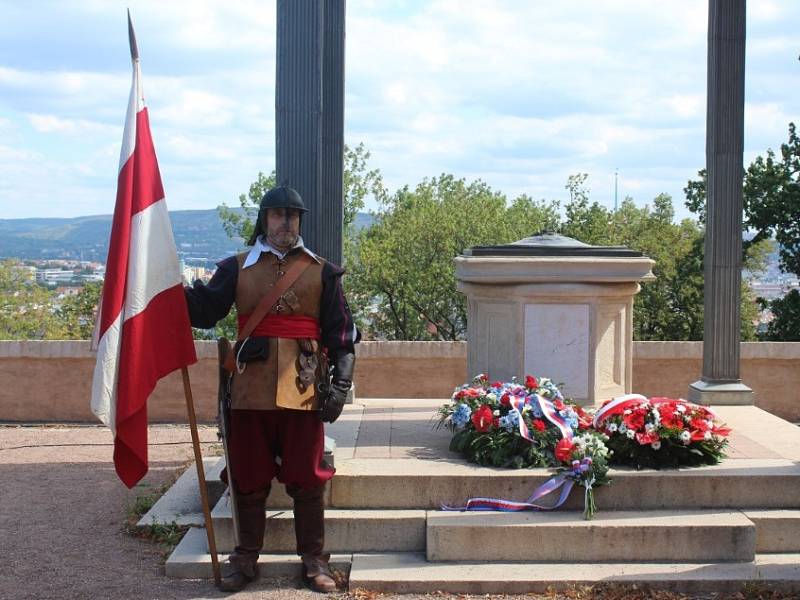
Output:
[{"xmin": 0, "ymin": 424, "xmax": 793, "ymax": 600}]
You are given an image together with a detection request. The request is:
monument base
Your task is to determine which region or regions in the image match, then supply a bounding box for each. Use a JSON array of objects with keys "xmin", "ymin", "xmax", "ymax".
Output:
[{"xmin": 688, "ymin": 379, "xmax": 754, "ymax": 405}]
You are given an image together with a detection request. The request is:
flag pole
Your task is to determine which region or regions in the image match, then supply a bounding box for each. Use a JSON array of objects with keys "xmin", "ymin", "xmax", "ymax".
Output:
[{"xmin": 181, "ymin": 366, "xmax": 222, "ymax": 586}]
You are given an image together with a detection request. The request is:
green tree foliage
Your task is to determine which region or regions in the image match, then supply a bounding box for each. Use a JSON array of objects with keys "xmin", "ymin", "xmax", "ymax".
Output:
[
  {"xmin": 221, "ymin": 150, "xmax": 763, "ymax": 342},
  {"xmin": 685, "ymin": 122, "xmax": 800, "ymax": 339},
  {"xmin": 351, "ymin": 175, "xmax": 560, "ymax": 340},
  {"xmin": 759, "ymin": 290, "xmax": 800, "ymax": 341},
  {"xmin": 56, "ymin": 281, "xmax": 102, "ymax": 339},
  {"xmin": 0, "ymin": 260, "xmax": 66, "ymax": 339},
  {"xmin": 560, "ymin": 187, "xmax": 760, "ymax": 341}
]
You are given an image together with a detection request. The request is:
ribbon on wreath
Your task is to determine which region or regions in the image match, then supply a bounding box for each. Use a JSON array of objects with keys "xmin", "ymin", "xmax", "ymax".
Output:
[
  {"xmin": 442, "ymin": 393, "xmax": 577, "ymax": 512},
  {"xmin": 507, "ymin": 393, "xmax": 574, "ymax": 443},
  {"xmin": 592, "ymin": 394, "xmax": 719, "ymax": 429},
  {"xmin": 441, "ymin": 474, "xmax": 574, "ymax": 512}
]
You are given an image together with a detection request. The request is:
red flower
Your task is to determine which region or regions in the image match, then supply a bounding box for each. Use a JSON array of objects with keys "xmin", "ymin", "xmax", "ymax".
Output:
[
  {"xmin": 553, "ymin": 399, "xmax": 566, "ymax": 411},
  {"xmin": 635, "ymin": 431, "xmax": 659, "ymax": 445},
  {"xmin": 492, "ymin": 381, "xmax": 503, "ymax": 388},
  {"xmin": 471, "ymin": 404, "xmax": 494, "ymax": 432},
  {"xmin": 555, "ymin": 438, "xmax": 576, "ymax": 463},
  {"xmin": 712, "ymin": 425, "xmax": 731, "ymax": 437},
  {"xmin": 525, "ymin": 375, "xmax": 538, "ymax": 389},
  {"xmin": 532, "ymin": 419, "xmax": 547, "ymax": 432},
  {"xmin": 690, "ymin": 417, "xmax": 710, "ymax": 432},
  {"xmin": 690, "ymin": 429, "xmax": 707, "ymax": 442},
  {"xmin": 500, "ymin": 393, "xmax": 511, "ymax": 406},
  {"xmin": 623, "ymin": 410, "xmax": 646, "ymax": 432}
]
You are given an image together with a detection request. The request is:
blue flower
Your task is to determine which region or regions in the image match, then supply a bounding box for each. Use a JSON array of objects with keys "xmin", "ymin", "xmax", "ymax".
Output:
[
  {"xmin": 506, "ymin": 408, "xmax": 520, "ymax": 428},
  {"xmin": 559, "ymin": 408, "xmax": 579, "ymax": 431},
  {"xmin": 452, "ymin": 403, "xmax": 472, "ymax": 428},
  {"xmin": 527, "ymin": 395, "xmax": 544, "ymax": 418}
]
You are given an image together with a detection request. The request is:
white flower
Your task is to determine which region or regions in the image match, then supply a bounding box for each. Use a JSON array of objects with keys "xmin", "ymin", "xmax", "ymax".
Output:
[
  {"xmin": 493, "ymin": 409, "xmax": 500, "ymax": 417},
  {"xmin": 623, "ymin": 409, "xmax": 632, "ymax": 415},
  {"xmin": 651, "ymin": 441, "xmax": 662, "ymax": 450},
  {"xmin": 704, "ymin": 430, "xmax": 712, "ymax": 440},
  {"xmin": 626, "ymin": 429, "xmax": 636, "ymax": 439},
  {"xmin": 676, "ymin": 405, "xmax": 686, "ymax": 413},
  {"xmin": 645, "ymin": 423, "xmax": 655, "ymax": 432},
  {"xmin": 608, "ymin": 423, "xmax": 618, "ymax": 433},
  {"xmin": 618, "ymin": 423, "xmax": 628, "ymax": 434},
  {"xmin": 486, "ymin": 393, "xmax": 497, "ymax": 402},
  {"xmin": 680, "ymin": 430, "xmax": 691, "ymax": 444}
]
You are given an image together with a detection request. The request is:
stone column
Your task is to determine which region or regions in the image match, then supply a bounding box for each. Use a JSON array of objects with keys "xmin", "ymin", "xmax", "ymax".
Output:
[
  {"xmin": 275, "ymin": 0, "xmax": 345, "ymax": 266},
  {"xmin": 689, "ymin": 0, "xmax": 753, "ymax": 405}
]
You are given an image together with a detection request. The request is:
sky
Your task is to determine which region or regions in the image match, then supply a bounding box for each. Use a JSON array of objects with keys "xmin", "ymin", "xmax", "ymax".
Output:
[{"xmin": 0, "ymin": 0, "xmax": 797, "ymax": 221}]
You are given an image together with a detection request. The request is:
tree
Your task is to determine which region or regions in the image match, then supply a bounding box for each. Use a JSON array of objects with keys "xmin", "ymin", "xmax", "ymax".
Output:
[
  {"xmin": 0, "ymin": 260, "xmax": 66, "ymax": 339},
  {"xmin": 685, "ymin": 122, "xmax": 800, "ymax": 339},
  {"xmin": 560, "ymin": 187, "xmax": 759, "ymax": 341},
  {"xmin": 352, "ymin": 175, "xmax": 560, "ymax": 340},
  {"xmin": 56, "ymin": 281, "xmax": 102, "ymax": 339}
]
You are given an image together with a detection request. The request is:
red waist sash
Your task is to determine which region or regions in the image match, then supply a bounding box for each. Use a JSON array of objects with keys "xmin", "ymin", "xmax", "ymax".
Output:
[{"xmin": 238, "ymin": 313, "xmax": 321, "ymax": 340}]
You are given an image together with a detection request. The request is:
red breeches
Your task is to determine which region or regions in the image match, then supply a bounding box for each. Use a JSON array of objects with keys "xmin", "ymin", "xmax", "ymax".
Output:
[{"xmin": 226, "ymin": 409, "xmax": 334, "ymax": 494}]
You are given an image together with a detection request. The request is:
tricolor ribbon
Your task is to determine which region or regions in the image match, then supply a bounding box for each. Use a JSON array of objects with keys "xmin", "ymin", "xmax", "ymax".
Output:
[
  {"xmin": 443, "ymin": 391, "xmax": 579, "ymax": 513},
  {"xmin": 442, "ymin": 475, "xmax": 574, "ymax": 512}
]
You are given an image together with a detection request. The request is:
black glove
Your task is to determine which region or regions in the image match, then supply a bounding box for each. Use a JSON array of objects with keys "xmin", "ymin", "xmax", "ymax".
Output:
[{"xmin": 319, "ymin": 350, "xmax": 355, "ymax": 423}]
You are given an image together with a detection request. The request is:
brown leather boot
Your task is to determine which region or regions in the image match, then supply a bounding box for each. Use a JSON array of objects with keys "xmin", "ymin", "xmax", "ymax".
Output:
[
  {"xmin": 218, "ymin": 486, "xmax": 269, "ymax": 592},
  {"xmin": 287, "ymin": 484, "xmax": 336, "ymax": 593}
]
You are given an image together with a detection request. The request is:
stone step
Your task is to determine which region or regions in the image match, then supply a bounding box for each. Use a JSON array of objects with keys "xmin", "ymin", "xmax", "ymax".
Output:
[
  {"xmin": 165, "ymin": 527, "xmax": 352, "ymax": 579},
  {"xmin": 746, "ymin": 510, "xmax": 800, "ymax": 553},
  {"xmin": 427, "ymin": 510, "xmax": 755, "ymax": 562},
  {"xmin": 347, "ymin": 552, "xmax": 800, "ymax": 595},
  {"xmin": 211, "ymin": 498, "xmax": 425, "ymax": 553},
  {"xmin": 138, "ymin": 457, "xmax": 225, "ymax": 527},
  {"xmin": 332, "ymin": 457, "xmax": 800, "ymax": 510}
]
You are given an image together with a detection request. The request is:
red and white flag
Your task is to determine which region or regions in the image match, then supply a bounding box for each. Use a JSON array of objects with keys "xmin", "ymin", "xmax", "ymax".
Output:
[{"xmin": 92, "ymin": 13, "xmax": 197, "ymax": 488}]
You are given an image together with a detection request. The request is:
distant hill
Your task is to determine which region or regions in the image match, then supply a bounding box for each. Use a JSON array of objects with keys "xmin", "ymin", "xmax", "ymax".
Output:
[{"xmin": 0, "ymin": 208, "xmax": 376, "ymax": 266}]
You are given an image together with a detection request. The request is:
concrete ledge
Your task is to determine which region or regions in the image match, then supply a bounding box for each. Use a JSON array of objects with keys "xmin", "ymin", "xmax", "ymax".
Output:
[
  {"xmin": 332, "ymin": 457, "xmax": 800, "ymax": 510},
  {"xmin": 348, "ymin": 552, "xmax": 800, "ymax": 595},
  {"xmin": 426, "ymin": 510, "xmax": 755, "ymax": 562},
  {"xmin": 166, "ymin": 527, "xmax": 351, "ymax": 579},
  {"xmin": 211, "ymin": 499, "xmax": 426, "ymax": 554},
  {"xmin": 2, "ymin": 340, "xmax": 799, "ymax": 421},
  {"xmin": 745, "ymin": 510, "xmax": 800, "ymax": 553}
]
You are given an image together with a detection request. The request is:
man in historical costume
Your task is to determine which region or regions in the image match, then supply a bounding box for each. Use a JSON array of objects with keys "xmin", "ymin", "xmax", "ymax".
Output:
[{"xmin": 184, "ymin": 186, "xmax": 357, "ymax": 593}]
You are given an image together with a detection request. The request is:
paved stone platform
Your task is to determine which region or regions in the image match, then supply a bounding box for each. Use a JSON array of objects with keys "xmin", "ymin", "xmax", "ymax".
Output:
[{"xmin": 154, "ymin": 399, "xmax": 800, "ymax": 593}]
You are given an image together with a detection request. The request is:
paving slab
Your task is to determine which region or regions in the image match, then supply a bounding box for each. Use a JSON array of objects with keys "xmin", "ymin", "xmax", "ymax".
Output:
[
  {"xmin": 711, "ymin": 405, "xmax": 800, "ymax": 461},
  {"xmin": 348, "ymin": 552, "xmax": 800, "ymax": 595}
]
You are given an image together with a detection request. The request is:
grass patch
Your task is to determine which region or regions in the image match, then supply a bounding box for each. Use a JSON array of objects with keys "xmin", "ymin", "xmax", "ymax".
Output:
[{"xmin": 123, "ymin": 475, "xmax": 189, "ymax": 559}]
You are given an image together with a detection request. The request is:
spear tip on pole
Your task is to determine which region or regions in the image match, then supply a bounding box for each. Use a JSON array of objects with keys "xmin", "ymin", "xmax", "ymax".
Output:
[{"xmin": 127, "ymin": 8, "xmax": 140, "ymax": 62}]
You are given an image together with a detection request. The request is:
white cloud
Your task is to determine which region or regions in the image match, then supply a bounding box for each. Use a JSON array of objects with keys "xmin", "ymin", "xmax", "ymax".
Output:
[
  {"xmin": 26, "ymin": 114, "xmax": 117, "ymax": 137},
  {"xmin": 0, "ymin": 0, "xmax": 796, "ymax": 222}
]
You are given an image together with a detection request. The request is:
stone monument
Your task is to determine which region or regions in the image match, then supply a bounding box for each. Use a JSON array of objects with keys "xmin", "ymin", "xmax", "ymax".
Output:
[{"xmin": 455, "ymin": 233, "xmax": 655, "ymax": 406}]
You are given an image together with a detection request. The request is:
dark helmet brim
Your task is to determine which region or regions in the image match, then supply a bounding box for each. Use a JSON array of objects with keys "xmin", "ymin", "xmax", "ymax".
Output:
[{"xmin": 259, "ymin": 186, "xmax": 308, "ymax": 213}]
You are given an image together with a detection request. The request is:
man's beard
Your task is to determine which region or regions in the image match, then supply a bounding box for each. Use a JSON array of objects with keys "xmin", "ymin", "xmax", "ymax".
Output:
[{"xmin": 269, "ymin": 230, "xmax": 298, "ymax": 249}]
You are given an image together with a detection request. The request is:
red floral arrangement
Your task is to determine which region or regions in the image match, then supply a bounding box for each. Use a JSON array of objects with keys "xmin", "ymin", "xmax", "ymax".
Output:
[{"xmin": 593, "ymin": 394, "xmax": 731, "ymax": 469}]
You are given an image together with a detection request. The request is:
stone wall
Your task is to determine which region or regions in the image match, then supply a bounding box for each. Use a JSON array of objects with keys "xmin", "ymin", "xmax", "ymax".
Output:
[{"xmin": 1, "ymin": 340, "xmax": 798, "ymax": 423}]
